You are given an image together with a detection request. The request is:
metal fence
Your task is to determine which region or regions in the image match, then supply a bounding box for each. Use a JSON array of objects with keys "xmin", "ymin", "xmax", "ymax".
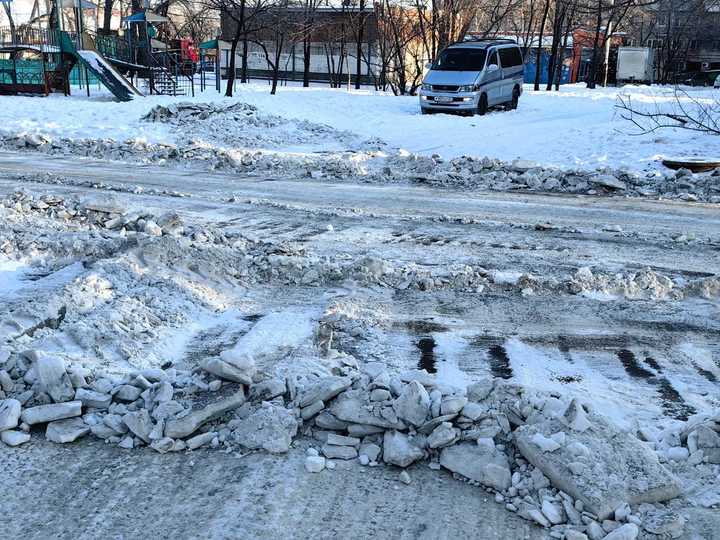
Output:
[
  {"xmin": 93, "ymin": 33, "xmax": 133, "ymax": 65},
  {"xmin": 0, "ymin": 26, "xmax": 59, "ymax": 47}
]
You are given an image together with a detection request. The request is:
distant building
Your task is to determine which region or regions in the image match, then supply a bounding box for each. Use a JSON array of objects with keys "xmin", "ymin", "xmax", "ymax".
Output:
[
  {"xmin": 627, "ymin": 0, "xmax": 720, "ymax": 77},
  {"xmin": 219, "ymin": 6, "xmax": 379, "ymax": 85}
]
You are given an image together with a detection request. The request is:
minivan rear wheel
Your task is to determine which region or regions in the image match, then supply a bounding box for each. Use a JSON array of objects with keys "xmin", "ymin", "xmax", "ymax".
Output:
[
  {"xmin": 509, "ymin": 87, "xmax": 520, "ymax": 110},
  {"xmin": 477, "ymin": 94, "xmax": 489, "ymax": 116}
]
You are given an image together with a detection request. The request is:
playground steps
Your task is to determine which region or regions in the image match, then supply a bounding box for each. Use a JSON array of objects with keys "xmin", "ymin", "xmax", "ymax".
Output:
[{"xmin": 150, "ymin": 66, "xmax": 185, "ymax": 96}]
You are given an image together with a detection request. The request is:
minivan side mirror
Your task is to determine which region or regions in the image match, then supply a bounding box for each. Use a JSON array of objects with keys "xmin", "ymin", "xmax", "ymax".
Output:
[{"xmin": 487, "ymin": 63, "xmax": 500, "ymax": 72}]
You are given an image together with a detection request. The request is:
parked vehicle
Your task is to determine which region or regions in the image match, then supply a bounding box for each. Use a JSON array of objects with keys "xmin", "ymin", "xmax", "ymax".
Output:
[
  {"xmin": 419, "ymin": 39, "xmax": 524, "ymax": 116},
  {"xmin": 616, "ymin": 47, "xmax": 653, "ymax": 85},
  {"xmin": 714, "ymin": 73, "xmax": 720, "ymax": 89},
  {"xmin": 674, "ymin": 70, "xmax": 720, "ymax": 87}
]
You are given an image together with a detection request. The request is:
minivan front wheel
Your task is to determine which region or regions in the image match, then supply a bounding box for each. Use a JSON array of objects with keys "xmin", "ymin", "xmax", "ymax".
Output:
[{"xmin": 477, "ymin": 94, "xmax": 489, "ymax": 116}]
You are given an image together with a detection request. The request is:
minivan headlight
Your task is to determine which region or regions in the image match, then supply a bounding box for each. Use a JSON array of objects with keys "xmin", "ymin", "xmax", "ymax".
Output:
[
  {"xmin": 421, "ymin": 83, "xmax": 432, "ymax": 91},
  {"xmin": 458, "ymin": 85, "xmax": 476, "ymax": 92}
]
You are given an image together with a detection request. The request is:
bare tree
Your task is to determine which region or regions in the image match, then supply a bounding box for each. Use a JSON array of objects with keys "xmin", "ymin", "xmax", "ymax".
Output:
[
  {"xmin": 295, "ymin": 0, "xmax": 324, "ymax": 87},
  {"xmin": 326, "ymin": 2, "xmax": 350, "ymax": 88},
  {"xmin": 252, "ymin": 0, "xmax": 292, "ymax": 94},
  {"xmin": 375, "ymin": 0, "xmax": 424, "ymax": 94},
  {"xmin": 617, "ymin": 90, "xmax": 720, "ymax": 135},
  {"xmin": 508, "ymin": 0, "xmax": 539, "ymax": 58},
  {"xmin": 352, "ymin": 0, "xmax": 368, "ymax": 89},
  {"xmin": 173, "ymin": 4, "xmax": 220, "ymax": 44},
  {"xmin": 553, "ymin": 1, "xmax": 577, "ymax": 90},
  {"xmin": 2, "ymin": 3, "xmax": 16, "ymax": 39},
  {"xmin": 205, "ymin": 0, "xmax": 270, "ymax": 96},
  {"xmin": 533, "ymin": 0, "xmax": 550, "ymax": 91},
  {"xmin": 572, "ymin": 0, "xmax": 655, "ymax": 88},
  {"xmin": 101, "ymin": 0, "xmax": 114, "ymax": 34},
  {"xmin": 545, "ymin": 0, "xmax": 579, "ymax": 91}
]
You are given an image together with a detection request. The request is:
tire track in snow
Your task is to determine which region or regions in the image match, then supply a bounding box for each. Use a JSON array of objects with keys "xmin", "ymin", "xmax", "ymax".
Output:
[{"xmin": 616, "ymin": 349, "xmax": 696, "ymax": 420}]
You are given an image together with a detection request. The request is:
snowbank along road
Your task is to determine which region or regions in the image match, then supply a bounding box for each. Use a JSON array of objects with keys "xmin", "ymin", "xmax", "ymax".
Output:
[
  {"xmin": 1, "ymin": 83, "xmax": 719, "ymax": 171},
  {"xmin": 0, "ymin": 84, "xmax": 719, "ymax": 540}
]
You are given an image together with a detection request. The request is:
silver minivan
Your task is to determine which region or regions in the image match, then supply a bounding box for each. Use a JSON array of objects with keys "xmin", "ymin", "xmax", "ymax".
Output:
[{"xmin": 419, "ymin": 39, "xmax": 525, "ymax": 116}]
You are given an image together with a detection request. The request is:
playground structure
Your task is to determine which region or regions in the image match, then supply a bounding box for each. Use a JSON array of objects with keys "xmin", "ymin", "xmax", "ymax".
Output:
[{"xmin": 0, "ymin": 1, "xmax": 215, "ymax": 101}]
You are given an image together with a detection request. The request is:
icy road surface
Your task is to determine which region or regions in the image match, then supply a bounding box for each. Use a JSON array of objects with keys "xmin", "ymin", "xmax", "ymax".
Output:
[
  {"xmin": 2, "ymin": 151, "xmax": 720, "ymax": 538},
  {"xmin": 0, "ymin": 438, "xmax": 552, "ymax": 540},
  {"xmin": 1, "ymin": 151, "xmax": 718, "ymax": 429}
]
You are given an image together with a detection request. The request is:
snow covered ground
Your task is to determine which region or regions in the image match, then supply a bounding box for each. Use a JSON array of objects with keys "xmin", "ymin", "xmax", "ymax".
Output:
[{"xmin": 1, "ymin": 83, "xmax": 718, "ymax": 171}]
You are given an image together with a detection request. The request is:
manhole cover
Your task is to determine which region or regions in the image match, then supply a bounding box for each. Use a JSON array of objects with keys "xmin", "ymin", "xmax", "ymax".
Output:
[{"xmin": 661, "ymin": 157, "xmax": 720, "ymax": 173}]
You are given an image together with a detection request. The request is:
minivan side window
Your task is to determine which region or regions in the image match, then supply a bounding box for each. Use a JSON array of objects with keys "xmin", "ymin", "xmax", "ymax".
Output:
[
  {"xmin": 511, "ymin": 47, "xmax": 523, "ymax": 66},
  {"xmin": 499, "ymin": 47, "xmax": 523, "ymax": 67},
  {"xmin": 488, "ymin": 50, "xmax": 499, "ymax": 67}
]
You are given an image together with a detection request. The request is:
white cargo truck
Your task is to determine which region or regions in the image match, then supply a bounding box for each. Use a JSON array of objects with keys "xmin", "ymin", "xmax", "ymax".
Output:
[{"xmin": 616, "ymin": 47, "xmax": 654, "ymax": 85}]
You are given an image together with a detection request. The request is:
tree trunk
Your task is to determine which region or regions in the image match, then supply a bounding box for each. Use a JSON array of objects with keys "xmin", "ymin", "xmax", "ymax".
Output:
[
  {"xmin": 303, "ymin": 36, "xmax": 311, "ymax": 87},
  {"xmin": 241, "ymin": 37, "xmax": 248, "ymax": 83},
  {"xmin": 226, "ymin": 31, "xmax": 241, "ymax": 97},
  {"xmin": 546, "ymin": 8, "xmax": 564, "ymax": 92},
  {"xmin": 2, "ymin": 4, "xmax": 15, "ymax": 39},
  {"xmin": 545, "ymin": 38, "xmax": 558, "ymax": 91},
  {"xmin": 102, "ymin": 0, "xmax": 113, "ymax": 34},
  {"xmin": 271, "ymin": 65, "xmax": 279, "ymax": 93},
  {"xmin": 555, "ymin": 6, "xmax": 574, "ymax": 91},
  {"xmin": 237, "ymin": 0, "xmax": 247, "ymax": 83},
  {"xmin": 324, "ymin": 46, "xmax": 335, "ymax": 87},
  {"xmin": 129, "ymin": 0, "xmax": 150, "ymax": 66},
  {"xmin": 271, "ymin": 36, "xmax": 284, "ymax": 95},
  {"xmin": 586, "ymin": 0, "xmax": 603, "ymax": 89},
  {"xmin": 534, "ymin": 0, "xmax": 551, "ymax": 91},
  {"xmin": 355, "ymin": 2, "xmax": 365, "ymax": 89},
  {"xmin": 337, "ymin": 22, "xmax": 346, "ymax": 88}
]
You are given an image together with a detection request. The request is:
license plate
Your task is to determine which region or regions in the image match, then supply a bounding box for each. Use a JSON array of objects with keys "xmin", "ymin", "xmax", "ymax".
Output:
[{"xmin": 434, "ymin": 96, "xmax": 453, "ymax": 103}]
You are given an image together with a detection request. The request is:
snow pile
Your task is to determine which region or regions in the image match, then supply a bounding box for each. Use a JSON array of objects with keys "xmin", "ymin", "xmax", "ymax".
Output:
[
  {"xmin": 384, "ymin": 154, "xmax": 720, "ymax": 203},
  {"xmin": 2, "ymin": 191, "xmax": 718, "ymax": 303},
  {"xmin": 141, "ymin": 101, "xmax": 364, "ymax": 151},
  {"xmin": 3, "ymin": 124, "xmax": 720, "ymax": 204},
  {"xmin": 567, "ymin": 266, "xmax": 720, "ymax": 301},
  {"xmin": 569, "ymin": 267, "xmax": 678, "ymax": 301},
  {"xmin": 1, "ymin": 331, "xmax": 716, "ymax": 539}
]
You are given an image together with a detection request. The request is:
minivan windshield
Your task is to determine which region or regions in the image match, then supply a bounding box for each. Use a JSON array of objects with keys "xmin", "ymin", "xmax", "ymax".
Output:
[{"xmin": 432, "ymin": 48, "xmax": 487, "ymax": 71}]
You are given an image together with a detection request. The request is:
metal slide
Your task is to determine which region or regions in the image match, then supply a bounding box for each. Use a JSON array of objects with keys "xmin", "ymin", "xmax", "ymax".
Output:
[{"xmin": 60, "ymin": 32, "xmax": 143, "ymax": 102}]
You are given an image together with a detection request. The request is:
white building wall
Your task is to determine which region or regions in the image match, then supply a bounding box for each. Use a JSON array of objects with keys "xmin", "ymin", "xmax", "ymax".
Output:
[{"xmin": 221, "ymin": 41, "xmax": 378, "ymax": 77}]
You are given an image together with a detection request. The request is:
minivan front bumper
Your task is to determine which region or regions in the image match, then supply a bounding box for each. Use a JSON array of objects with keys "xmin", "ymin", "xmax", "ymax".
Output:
[{"xmin": 418, "ymin": 90, "xmax": 479, "ymax": 112}]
